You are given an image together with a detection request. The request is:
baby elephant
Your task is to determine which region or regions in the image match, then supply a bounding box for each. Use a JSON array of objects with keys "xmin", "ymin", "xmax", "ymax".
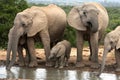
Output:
[
  {"xmin": 99, "ymin": 26, "xmax": 120, "ymax": 75},
  {"xmin": 49, "ymin": 40, "xmax": 71, "ymax": 68}
]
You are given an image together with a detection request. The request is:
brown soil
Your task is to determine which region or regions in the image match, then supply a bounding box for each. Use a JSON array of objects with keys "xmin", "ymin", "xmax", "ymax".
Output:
[{"xmin": 0, "ymin": 46, "xmax": 119, "ymax": 74}]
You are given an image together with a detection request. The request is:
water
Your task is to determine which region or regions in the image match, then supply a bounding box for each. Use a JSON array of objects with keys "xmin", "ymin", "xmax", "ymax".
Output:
[{"xmin": 0, "ymin": 66, "xmax": 120, "ymax": 80}]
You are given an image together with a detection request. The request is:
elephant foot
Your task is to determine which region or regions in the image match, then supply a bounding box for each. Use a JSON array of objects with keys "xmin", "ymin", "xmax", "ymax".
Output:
[
  {"xmin": 19, "ymin": 62, "xmax": 25, "ymax": 67},
  {"xmin": 25, "ymin": 62, "xmax": 29, "ymax": 67},
  {"xmin": 55, "ymin": 65, "xmax": 59, "ymax": 68},
  {"xmin": 6, "ymin": 64, "xmax": 12, "ymax": 71},
  {"xmin": 59, "ymin": 66, "xmax": 63, "ymax": 69},
  {"xmin": 6, "ymin": 66, "xmax": 11, "ymax": 71},
  {"xmin": 29, "ymin": 61, "xmax": 38, "ymax": 67},
  {"xmin": 115, "ymin": 68, "xmax": 120, "ymax": 72},
  {"xmin": 76, "ymin": 62, "xmax": 85, "ymax": 68},
  {"xmin": 46, "ymin": 62, "xmax": 52, "ymax": 67},
  {"xmin": 65, "ymin": 63, "xmax": 68, "ymax": 67},
  {"xmin": 90, "ymin": 62, "xmax": 100, "ymax": 69},
  {"xmin": 25, "ymin": 60, "xmax": 30, "ymax": 66}
]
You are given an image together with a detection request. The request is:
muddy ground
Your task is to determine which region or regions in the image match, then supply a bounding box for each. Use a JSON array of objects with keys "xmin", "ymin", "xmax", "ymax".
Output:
[{"xmin": 0, "ymin": 46, "xmax": 119, "ymax": 74}]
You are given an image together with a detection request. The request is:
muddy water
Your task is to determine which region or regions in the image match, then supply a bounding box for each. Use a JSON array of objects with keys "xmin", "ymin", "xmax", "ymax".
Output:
[{"xmin": 0, "ymin": 66, "xmax": 120, "ymax": 80}]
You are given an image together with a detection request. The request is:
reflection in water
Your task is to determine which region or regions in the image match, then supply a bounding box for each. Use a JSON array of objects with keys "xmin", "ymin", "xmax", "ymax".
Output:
[{"xmin": 0, "ymin": 66, "xmax": 120, "ymax": 80}]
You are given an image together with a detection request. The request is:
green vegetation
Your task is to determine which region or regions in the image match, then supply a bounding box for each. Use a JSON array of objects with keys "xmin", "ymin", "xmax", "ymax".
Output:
[
  {"xmin": 106, "ymin": 7, "xmax": 120, "ymax": 32},
  {"xmin": 0, "ymin": 2, "xmax": 120, "ymax": 48},
  {"xmin": 0, "ymin": 0, "xmax": 28, "ymax": 48}
]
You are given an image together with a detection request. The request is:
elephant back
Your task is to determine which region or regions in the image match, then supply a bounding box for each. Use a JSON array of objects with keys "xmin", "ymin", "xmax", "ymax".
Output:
[{"xmin": 40, "ymin": 4, "xmax": 67, "ymax": 43}]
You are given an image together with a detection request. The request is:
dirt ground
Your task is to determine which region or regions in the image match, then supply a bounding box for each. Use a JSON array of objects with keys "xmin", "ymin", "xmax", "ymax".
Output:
[{"xmin": 0, "ymin": 46, "xmax": 118, "ymax": 74}]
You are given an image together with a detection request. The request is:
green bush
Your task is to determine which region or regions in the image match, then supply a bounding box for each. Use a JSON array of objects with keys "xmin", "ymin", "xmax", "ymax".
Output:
[
  {"xmin": 0, "ymin": 0, "xmax": 28, "ymax": 48},
  {"xmin": 106, "ymin": 7, "xmax": 120, "ymax": 33}
]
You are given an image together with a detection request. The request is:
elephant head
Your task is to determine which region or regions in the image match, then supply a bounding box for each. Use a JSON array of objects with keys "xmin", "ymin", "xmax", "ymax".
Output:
[
  {"xmin": 49, "ymin": 42, "xmax": 65, "ymax": 60},
  {"xmin": 6, "ymin": 8, "xmax": 48, "ymax": 70},
  {"xmin": 67, "ymin": 4, "xmax": 99, "ymax": 33},
  {"xmin": 99, "ymin": 30, "xmax": 120, "ymax": 75}
]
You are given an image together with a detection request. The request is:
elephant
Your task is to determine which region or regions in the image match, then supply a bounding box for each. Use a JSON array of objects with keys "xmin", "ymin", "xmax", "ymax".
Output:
[
  {"xmin": 67, "ymin": 2, "xmax": 109, "ymax": 68},
  {"xmin": 98, "ymin": 26, "xmax": 120, "ymax": 76},
  {"xmin": 48, "ymin": 40, "xmax": 71, "ymax": 68},
  {"xmin": 6, "ymin": 4, "xmax": 66, "ymax": 70}
]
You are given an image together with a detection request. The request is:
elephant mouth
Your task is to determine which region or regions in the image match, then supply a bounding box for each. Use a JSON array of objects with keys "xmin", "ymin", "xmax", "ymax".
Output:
[
  {"xmin": 86, "ymin": 22, "xmax": 92, "ymax": 30},
  {"xmin": 108, "ymin": 47, "xmax": 113, "ymax": 52}
]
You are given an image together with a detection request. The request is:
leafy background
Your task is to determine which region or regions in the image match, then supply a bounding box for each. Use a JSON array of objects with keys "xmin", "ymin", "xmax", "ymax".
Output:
[{"xmin": 0, "ymin": 0, "xmax": 120, "ymax": 48}]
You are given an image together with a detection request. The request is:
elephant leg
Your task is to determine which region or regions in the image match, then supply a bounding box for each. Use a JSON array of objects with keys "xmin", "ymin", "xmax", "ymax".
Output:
[
  {"xmin": 64, "ymin": 57, "xmax": 69, "ymax": 67},
  {"xmin": 88, "ymin": 40, "xmax": 92, "ymax": 61},
  {"xmin": 76, "ymin": 31, "xmax": 85, "ymax": 67},
  {"xmin": 27, "ymin": 37, "xmax": 38, "ymax": 67},
  {"xmin": 55, "ymin": 59, "xmax": 59, "ymax": 68},
  {"xmin": 40, "ymin": 30, "xmax": 51, "ymax": 66},
  {"xmin": 90, "ymin": 32, "xmax": 100, "ymax": 68},
  {"xmin": 24, "ymin": 47, "xmax": 30, "ymax": 66},
  {"xmin": 59, "ymin": 55, "xmax": 65, "ymax": 68},
  {"xmin": 115, "ymin": 49, "xmax": 120, "ymax": 72},
  {"xmin": 17, "ymin": 45, "xmax": 25, "ymax": 66}
]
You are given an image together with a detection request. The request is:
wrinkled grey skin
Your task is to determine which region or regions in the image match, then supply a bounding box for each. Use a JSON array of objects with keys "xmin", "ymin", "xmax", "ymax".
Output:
[
  {"xmin": 98, "ymin": 26, "xmax": 120, "ymax": 76},
  {"xmin": 49, "ymin": 40, "xmax": 71, "ymax": 68},
  {"xmin": 17, "ymin": 34, "xmax": 29, "ymax": 67},
  {"xmin": 7, "ymin": 28, "xmax": 32, "ymax": 67},
  {"xmin": 6, "ymin": 4, "xmax": 66, "ymax": 70},
  {"xmin": 17, "ymin": 35, "xmax": 36, "ymax": 67},
  {"xmin": 67, "ymin": 2, "xmax": 109, "ymax": 68}
]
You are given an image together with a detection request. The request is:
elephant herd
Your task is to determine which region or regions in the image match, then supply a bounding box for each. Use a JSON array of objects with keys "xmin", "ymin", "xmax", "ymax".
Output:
[{"xmin": 5, "ymin": 2, "xmax": 120, "ymax": 76}]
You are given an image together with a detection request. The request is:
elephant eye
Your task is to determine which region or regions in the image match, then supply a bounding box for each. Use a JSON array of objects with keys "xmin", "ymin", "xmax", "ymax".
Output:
[
  {"xmin": 22, "ymin": 23, "xmax": 25, "ymax": 26},
  {"xmin": 83, "ymin": 11, "xmax": 87, "ymax": 16},
  {"xmin": 110, "ymin": 41, "xmax": 113, "ymax": 45},
  {"xmin": 83, "ymin": 12, "xmax": 86, "ymax": 15},
  {"xmin": 83, "ymin": 11, "xmax": 86, "ymax": 15},
  {"xmin": 21, "ymin": 21, "xmax": 27, "ymax": 27}
]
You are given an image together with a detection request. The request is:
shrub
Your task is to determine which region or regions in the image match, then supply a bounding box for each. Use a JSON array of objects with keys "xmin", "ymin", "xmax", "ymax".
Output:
[{"xmin": 0, "ymin": 0, "xmax": 28, "ymax": 48}]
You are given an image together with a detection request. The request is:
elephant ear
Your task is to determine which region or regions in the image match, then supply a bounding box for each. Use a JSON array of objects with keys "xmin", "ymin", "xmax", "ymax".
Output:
[
  {"xmin": 116, "ymin": 38, "xmax": 120, "ymax": 50},
  {"xmin": 67, "ymin": 6, "xmax": 86, "ymax": 31},
  {"xmin": 27, "ymin": 10, "xmax": 48, "ymax": 37}
]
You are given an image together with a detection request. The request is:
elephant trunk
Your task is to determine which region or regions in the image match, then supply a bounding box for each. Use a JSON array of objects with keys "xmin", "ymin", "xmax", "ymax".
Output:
[
  {"xmin": 6, "ymin": 35, "xmax": 19, "ymax": 70},
  {"xmin": 6, "ymin": 27, "xmax": 24, "ymax": 70},
  {"xmin": 6, "ymin": 37, "xmax": 12, "ymax": 67},
  {"xmin": 98, "ymin": 49, "xmax": 108, "ymax": 76},
  {"xmin": 89, "ymin": 15, "xmax": 99, "ymax": 33}
]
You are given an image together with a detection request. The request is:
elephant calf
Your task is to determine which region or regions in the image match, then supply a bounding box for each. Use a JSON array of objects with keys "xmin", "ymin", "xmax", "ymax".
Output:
[
  {"xmin": 49, "ymin": 40, "xmax": 71, "ymax": 68},
  {"xmin": 99, "ymin": 26, "xmax": 120, "ymax": 75}
]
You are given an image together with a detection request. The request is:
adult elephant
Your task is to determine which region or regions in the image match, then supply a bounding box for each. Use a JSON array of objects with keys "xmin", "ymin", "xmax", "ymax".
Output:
[
  {"xmin": 6, "ymin": 4, "xmax": 66, "ymax": 70},
  {"xmin": 67, "ymin": 2, "xmax": 109, "ymax": 68}
]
